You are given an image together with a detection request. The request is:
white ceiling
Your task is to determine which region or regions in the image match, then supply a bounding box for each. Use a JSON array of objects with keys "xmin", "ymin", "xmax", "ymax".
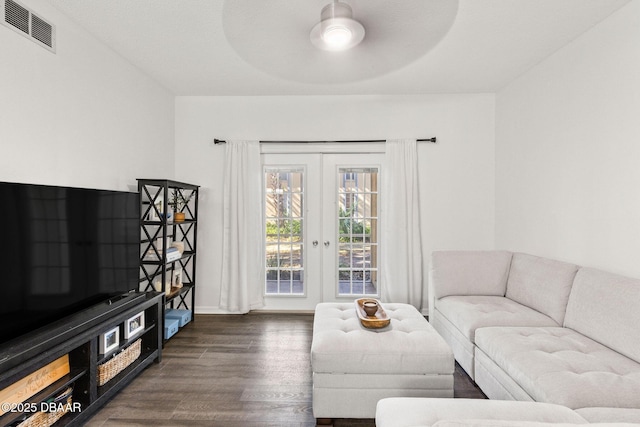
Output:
[{"xmin": 49, "ymin": 0, "xmax": 631, "ymax": 96}]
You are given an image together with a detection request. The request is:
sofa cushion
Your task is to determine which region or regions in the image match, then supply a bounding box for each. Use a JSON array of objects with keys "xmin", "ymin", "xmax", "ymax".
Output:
[
  {"xmin": 576, "ymin": 407, "xmax": 640, "ymax": 424},
  {"xmin": 433, "ymin": 421, "xmax": 639, "ymax": 427},
  {"xmin": 564, "ymin": 268, "xmax": 640, "ymax": 364},
  {"xmin": 505, "ymin": 253, "xmax": 578, "ymax": 325},
  {"xmin": 375, "ymin": 398, "xmax": 587, "ymax": 427},
  {"xmin": 475, "ymin": 326, "xmax": 640, "ymax": 409},
  {"xmin": 431, "ymin": 310, "xmax": 477, "ymax": 378},
  {"xmin": 435, "ymin": 296, "xmax": 557, "ymax": 342},
  {"xmin": 430, "ymin": 251, "xmax": 513, "ymax": 300}
]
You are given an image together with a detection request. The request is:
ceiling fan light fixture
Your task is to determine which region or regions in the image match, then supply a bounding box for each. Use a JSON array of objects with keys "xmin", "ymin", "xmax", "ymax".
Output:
[
  {"xmin": 310, "ymin": 1, "xmax": 365, "ymax": 52},
  {"xmin": 323, "ymin": 24, "xmax": 352, "ymax": 47}
]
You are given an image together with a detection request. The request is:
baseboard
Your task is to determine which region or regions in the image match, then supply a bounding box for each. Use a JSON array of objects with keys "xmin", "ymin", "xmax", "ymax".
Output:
[
  {"xmin": 194, "ymin": 306, "xmax": 314, "ymax": 315},
  {"xmin": 193, "ymin": 306, "xmax": 230, "ymax": 314},
  {"xmin": 251, "ymin": 309, "xmax": 315, "ymax": 314}
]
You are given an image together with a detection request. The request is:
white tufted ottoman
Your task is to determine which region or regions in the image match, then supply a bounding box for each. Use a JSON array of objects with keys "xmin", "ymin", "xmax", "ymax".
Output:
[{"xmin": 311, "ymin": 302, "xmax": 454, "ymax": 422}]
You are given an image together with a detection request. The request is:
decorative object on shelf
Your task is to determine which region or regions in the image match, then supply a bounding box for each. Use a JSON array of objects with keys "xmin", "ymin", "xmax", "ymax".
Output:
[
  {"xmin": 99, "ymin": 326, "xmax": 120, "ymax": 354},
  {"xmin": 171, "ymin": 241, "xmax": 184, "ymax": 254},
  {"xmin": 153, "ymin": 279, "xmax": 168, "ymax": 293},
  {"xmin": 143, "ymin": 236, "xmax": 173, "ymax": 261},
  {"xmin": 143, "ymin": 247, "xmax": 158, "ymax": 261},
  {"xmin": 0, "ymin": 354, "xmax": 70, "ymax": 416},
  {"xmin": 172, "ymin": 267, "xmax": 183, "ymax": 289},
  {"xmin": 355, "ymin": 298, "xmax": 390, "ymax": 329},
  {"xmin": 158, "ymin": 236, "xmax": 172, "ymax": 254},
  {"xmin": 166, "ymin": 287, "xmax": 182, "ymax": 300},
  {"xmin": 362, "ymin": 300, "xmax": 379, "ymax": 317},
  {"xmin": 165, "ymin": 246, "xmax": 181, "ymax": 262},
  {"xmin": 148, "ymin": 194, "xmax": 163, "ymax": 221},
  {"xmin": 124, "ymin": 311, "xmax": 145, "ymax": 340},
  {"xmin": 97, "ymin": 339, "xmax": 142, "ymax": 386},
  {"xmin": 169, "ymin": 190, "xmax": 192, "ymax": 222},
  {"xmin": 153, "ymin": 194, "xmax": 173, "ymax": 222}
]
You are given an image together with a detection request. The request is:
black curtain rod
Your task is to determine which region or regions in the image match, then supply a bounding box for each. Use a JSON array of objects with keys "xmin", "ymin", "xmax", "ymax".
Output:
[{"xmin": 213, "ymin": 137, "xmax": 436, "ymax": 144}]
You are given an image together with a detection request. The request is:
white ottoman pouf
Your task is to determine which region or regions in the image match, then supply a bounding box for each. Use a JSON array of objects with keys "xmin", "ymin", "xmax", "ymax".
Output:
[{"xmin": 311, "ymin": 302, "xmax": 454, "ymax": 421}]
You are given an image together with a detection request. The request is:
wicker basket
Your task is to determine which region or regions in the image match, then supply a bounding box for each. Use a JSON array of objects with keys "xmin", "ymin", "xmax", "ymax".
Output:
[
  {"xmin": 17, "ymin": 387, "xmax": 73, "ymax": 427},
  {"xmin": 97, "ymin": 339, "xmax": 141, "ymax": 386}
]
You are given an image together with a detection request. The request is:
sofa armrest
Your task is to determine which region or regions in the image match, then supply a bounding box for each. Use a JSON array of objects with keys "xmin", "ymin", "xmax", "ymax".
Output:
[{"xmin": 428, "ymin": 251, "xmax": 513, "ymax": 316}]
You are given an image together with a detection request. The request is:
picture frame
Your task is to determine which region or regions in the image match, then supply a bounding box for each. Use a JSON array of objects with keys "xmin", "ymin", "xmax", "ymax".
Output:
[
  {"xmin": 144, "ymin": 236, "xmax": 172, "ymax": 261},
  {"xmin": 151, "ymin": 194, "xmax": 163, "ymax": 221},
  {"xmin": 143, "ymin": 192, "xmax": 162, "ymax": 221},
  {"xmin": 99, "ymin": 326, "xmax": 120, "ymax": 354},
  {"xmin": 157, "ymin": 236, "xmax": 172, "ymax": 252},
  {"xmin": 172, "ymin": 267, "xmax": 183, "ymax": 289},
  {"xmin": 124, "ymin": 311, "xmax": 145, "ymax": 339}
]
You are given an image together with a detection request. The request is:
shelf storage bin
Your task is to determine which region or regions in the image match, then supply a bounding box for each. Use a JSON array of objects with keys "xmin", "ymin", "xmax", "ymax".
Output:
[
  {"xmin": 164, "ymin": 318, "xmax": 180, "ymax": 340},
  {"xmin": 97, "ymin": 339, "xmax": 142, "ymax": 387},
  {"xmin": 165, "ymin": 309, "xmax": 192, "ymax": 327},
  {"xmin": 16, "ymin": 386, "xmax": 73, "ymax": 427}
]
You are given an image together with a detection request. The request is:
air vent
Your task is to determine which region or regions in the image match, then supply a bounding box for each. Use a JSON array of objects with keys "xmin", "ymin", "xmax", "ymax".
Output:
[
  {"xmin": 31, "ymin": 13, "xmax": 52, "ymax": 47},
  {"xmin": 2, "ymin": 0, "xmax": 55, "ymax": 53},
  {"xmin": 5, "ymin": 0, "xmax": 28, "ymax": 34}
]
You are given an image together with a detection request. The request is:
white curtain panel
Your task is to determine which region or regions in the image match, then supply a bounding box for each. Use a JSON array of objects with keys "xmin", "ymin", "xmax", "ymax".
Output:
[
  {"xmin": 381, "ymin": 139, "xmax": 423, "ymax": 308},
  {"xmin": 219, "ymin": 140, "xmax": 265, "ymax": 313}
]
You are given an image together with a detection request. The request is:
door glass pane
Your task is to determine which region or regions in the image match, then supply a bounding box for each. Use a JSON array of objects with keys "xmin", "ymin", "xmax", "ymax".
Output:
[
  {"xmin": 265, "ymin": 168, "xmax": 304, "ymax": 295},
  {"xmin": 337, "ymin": 167, "xmax": 378, "ymax": 296}
]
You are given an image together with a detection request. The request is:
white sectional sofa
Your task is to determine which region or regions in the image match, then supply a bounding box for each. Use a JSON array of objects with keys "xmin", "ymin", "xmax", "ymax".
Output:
[
  {"xmin": 427, "ymin": 251, "xmax": 640, "ymax": 420},
  {"xmin": 376, "ymin": 398, "xmax": 640, "ymax": 427}
]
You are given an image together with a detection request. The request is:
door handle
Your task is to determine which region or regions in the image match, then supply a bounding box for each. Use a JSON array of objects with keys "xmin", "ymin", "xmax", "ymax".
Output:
[
  {"xmin": 312, "ymin": 240, "xmax": 318, "ymax": 247},
  {"xmin": 324, "ymin": 241, "xmax": 330, "ymax": 247}
]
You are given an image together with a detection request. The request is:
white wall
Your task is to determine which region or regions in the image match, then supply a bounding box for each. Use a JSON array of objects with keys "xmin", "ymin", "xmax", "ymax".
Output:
[
  {"xmin": 175, "ymin": 95, "xmax": 496, "ymax": 313},
  {"xmin": 0, "ymin": 0, "xmax": 175, "ymax": 191},
  {"xmin": 495, "ymin": 1, "xmax": 640, "ymax": 277}
]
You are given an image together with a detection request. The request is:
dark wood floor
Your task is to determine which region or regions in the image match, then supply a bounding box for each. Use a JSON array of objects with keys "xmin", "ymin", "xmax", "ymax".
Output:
[{"xmin": 86, "ymin": 313, "xmax": 486, "ymax": 427}]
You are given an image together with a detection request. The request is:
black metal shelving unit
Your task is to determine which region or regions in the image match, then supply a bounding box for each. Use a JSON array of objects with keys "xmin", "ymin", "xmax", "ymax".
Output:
[{"xmin": 137, "ymin": 179, "xmax": 199, "ymax": 333}]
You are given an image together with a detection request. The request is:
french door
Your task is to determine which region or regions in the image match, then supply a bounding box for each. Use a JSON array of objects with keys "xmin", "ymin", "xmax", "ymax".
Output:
[{"xmin": 262, "ymin": 153, "xmax": 383, "ymax": 310}]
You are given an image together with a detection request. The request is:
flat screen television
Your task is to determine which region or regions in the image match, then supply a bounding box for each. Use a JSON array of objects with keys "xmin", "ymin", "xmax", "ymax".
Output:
[{"xmin": 0, "ymin": 181, "xmax": 140, "ymax": 345}]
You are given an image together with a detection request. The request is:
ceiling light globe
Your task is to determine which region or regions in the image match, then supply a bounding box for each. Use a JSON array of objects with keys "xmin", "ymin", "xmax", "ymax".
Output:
[{"xmin": 323, "ymin": 25, "xmax": 353, "ymax": 47}]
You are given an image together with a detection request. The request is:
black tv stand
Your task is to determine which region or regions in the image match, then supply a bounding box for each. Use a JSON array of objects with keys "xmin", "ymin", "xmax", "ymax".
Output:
[
  {"xmin": 106, "ymin": 291, "xmax": 145, "ymax": 306},
  {"xmin": 0, "ymin": 292, "xmax": 163, "ymax": 426}
]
